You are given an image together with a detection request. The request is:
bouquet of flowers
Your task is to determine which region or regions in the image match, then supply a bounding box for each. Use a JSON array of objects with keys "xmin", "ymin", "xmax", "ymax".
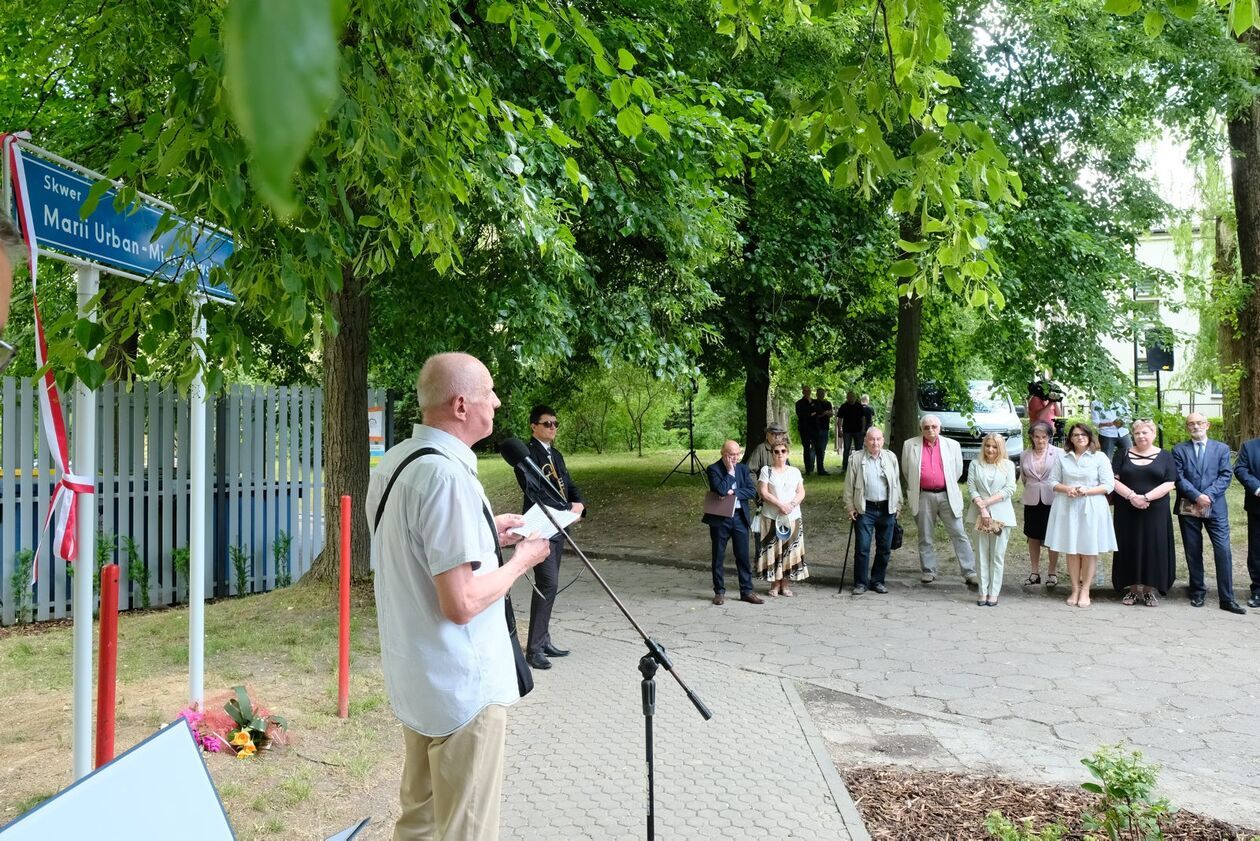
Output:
[{"xmin": 178, "ymin": 685, "xmax": 288, "ymax": 758}]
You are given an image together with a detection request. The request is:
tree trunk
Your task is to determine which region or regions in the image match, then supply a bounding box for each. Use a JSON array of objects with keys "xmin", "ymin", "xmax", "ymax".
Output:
[
  {"xmin": 742, "ymin": 343, "xmax": 771, "ymax": 457},
  {"xmin": 890, "ymin": 217, "xmax": 924, "ymax": 455},
  {"xmin": 890, "ymin": 292, "xmax": 923, "ymax": 454},
  {"xmin": 1228, "ymin": 34, "xmax": 1260, "ymax": 444},
  {"xmin": 1214, "ymin": 215, "xmax": 1244, "ymax": 447},
  {"xmin": 311, "ymin": 264, "xmax": 371, "ymax": 581}
]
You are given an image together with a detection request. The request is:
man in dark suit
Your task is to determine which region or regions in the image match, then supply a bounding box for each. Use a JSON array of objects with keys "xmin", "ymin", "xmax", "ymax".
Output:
[
  {"xmin": 1234, "ymin": 434, "xmax": 1260, "ymax": 608},
  {"xmin": 703, "ymin": 440, "xmax": 763, "ymax": 606},
  {"xmin": 515, "ymin": 405, "xmax": 587, "ymax": 669},
  {"xmin": 795, "ymin": 386, "xmax": 815, "ymax": 475},
  {"xmin": 1172, "ymin": 413, "xmax": 1245, "ymax": 614}
]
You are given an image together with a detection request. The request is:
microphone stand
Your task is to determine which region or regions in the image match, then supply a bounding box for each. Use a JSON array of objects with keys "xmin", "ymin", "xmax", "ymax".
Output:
[{"xmin": 526, "ymin": 494, "xmax": 712, "ymax": 841}]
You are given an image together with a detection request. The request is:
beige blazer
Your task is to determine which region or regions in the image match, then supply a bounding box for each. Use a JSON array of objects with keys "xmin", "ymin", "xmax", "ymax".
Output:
[
  {"xmin": 901, "ymin": 436, "xmax": 966, "ymax": 518},
  {"xmin": 844, "ymin": 449, "xmax": 903, "ymax": 516},
  {"xmin": 966, "ymin": 460, "xmax": 1017, "ymax": 526}
]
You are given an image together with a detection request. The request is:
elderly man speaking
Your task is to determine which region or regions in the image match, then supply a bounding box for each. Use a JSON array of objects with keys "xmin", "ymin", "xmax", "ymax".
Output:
[{"xmin": 901, "ymin": 415, "xmax": 978, "ymax": 587}]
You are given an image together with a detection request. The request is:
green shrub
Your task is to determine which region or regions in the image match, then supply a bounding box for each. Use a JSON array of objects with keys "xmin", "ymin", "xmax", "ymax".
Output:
[
  {"xmin": 272, "ymin": 531, "xmax": 292, "ymax": 589},
  {"xmin": 230, "ymin": 545, "xmax": 251, "ymax": 596},
  {"xmin": 171, "ymin": 547, "xmax": 190, "ymax": 603},
  {"xmin": 8, "ymin": 549, "xmax": 35, "ymax": 624},
  {"xmin": 1079, "ymin": 745, "xmax": 1173, "ymax": 840},
  {"xmin": 123, "ymin": 536, "xmax": 149, "ymax": 609},
  {"xmin": 984, "ymin": 812, "xmax": 1066, "ymax": 840}
]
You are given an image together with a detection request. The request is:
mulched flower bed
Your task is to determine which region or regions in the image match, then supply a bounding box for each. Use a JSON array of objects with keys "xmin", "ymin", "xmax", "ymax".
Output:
[{"xmin": 842, "ymin": 766, "xmax": 1257, "ymax": 840}]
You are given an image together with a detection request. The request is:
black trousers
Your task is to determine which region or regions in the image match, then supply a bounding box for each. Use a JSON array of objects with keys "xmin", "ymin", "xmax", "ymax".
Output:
[
  {"xmin": 1248, "ymin": 510, "xmax": 1260, "ymax": 597},
  {"xmin": 526, "ymin": 535, "xmax": 565, "ymax": 655},
  {"xmin": 709, "ymin": 519, "xmax": 753, "ymax": 595}
]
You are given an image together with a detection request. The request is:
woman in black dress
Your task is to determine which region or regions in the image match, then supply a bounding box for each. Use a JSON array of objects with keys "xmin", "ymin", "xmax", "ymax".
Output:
[{"xmin": 1111, "ymin": 420, "xmax": 1178, "ymax": 605}]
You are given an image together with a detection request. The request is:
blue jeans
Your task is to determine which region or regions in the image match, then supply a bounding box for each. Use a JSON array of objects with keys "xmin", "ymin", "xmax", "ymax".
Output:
[{"xmin": 853, "ymin": 501, "xmax": 896, "ymax": 587}]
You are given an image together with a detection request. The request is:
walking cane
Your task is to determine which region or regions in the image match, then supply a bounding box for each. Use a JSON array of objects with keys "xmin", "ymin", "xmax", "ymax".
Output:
[{"xmin": 838, "ymin": 518, "xmax": 854, "ymax": 594}]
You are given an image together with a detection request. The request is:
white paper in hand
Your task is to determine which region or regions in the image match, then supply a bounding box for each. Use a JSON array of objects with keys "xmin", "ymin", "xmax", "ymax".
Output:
[{"xmin": 511, "ymin": 504, "xmax": 579, "ymax": 539}]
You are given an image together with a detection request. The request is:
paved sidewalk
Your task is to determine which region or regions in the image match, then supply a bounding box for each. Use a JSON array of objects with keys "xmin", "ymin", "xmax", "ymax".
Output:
[
  {"xmin": 502, "ymin": 632, "xmax": 864, "ymax": 840},
  {"xmin": 522, "ymin": 557, "xmax": 1260, "ymax": 831}
]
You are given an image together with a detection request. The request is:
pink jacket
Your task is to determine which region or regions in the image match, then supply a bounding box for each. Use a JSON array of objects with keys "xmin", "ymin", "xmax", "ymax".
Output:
[{"xmin": 1020, "ymin": 445, "xmax": 1062, "ymax": 506}]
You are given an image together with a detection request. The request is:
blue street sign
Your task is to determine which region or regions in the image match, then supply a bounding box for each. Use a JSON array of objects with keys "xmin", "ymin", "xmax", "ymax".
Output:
[{"xmin": 15, "ymin": 152, "xmax": 235, "ymax": 301}]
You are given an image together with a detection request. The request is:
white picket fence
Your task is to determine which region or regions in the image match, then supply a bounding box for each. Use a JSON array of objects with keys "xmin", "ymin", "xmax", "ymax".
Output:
[{"xmin": 0, "ymin": 379, "xmax": 383, "ymax": 625}]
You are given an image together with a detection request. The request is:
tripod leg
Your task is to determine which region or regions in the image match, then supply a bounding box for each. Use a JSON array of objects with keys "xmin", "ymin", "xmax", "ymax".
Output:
[{"xmin": 640, "ymin": 654, "xmax": 659, "ymax": 841}]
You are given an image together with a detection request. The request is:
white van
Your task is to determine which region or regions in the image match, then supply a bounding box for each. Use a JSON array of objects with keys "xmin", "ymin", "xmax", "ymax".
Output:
[{"xmin": 917, "ymin": 381, "xmax": 1024, "ymax": 473}]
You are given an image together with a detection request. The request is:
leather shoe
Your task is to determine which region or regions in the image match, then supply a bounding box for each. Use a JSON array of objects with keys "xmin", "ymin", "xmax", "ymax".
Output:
[
  {"xmin": 852, "ymin": 584, "xmax": 868, "ymax": 595},
  {"xmin": 739, "ymin": 592, "xmax": 765, "ymax": 604},
  {"xmin": 1221, "ymin": 601, "xmax": 1248, "ymax": 615},
  {"xmin": 1250, "ymin": 594, "xmax": 1260, "ymax": 609},
  {"xmin": 542, "ymin": 643, "xmax": 570, "ymax": 657},
  {"xmin": 1190, "ymin": 595, "xmax": 1205, "ymax": 608},
  {"xmin": 872, "ymin": 582, "xmax": 888, "ymax": 594},
  {"xmin": 712, "ymin": 593, "xmax": 725, "ymax": 605},
  {"xmin": 526, "ymin": 651, "xmax": 552, "ymax": 670}
]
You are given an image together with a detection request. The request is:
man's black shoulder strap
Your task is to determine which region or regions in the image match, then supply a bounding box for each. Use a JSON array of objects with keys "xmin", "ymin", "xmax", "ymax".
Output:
[
  {"xmin": 370, "ymin": 446, "xmax": 506, "ymax": 569},
  {"xmin": 372, "ymin": 447, "xmax": 442, "ymax": 533}
]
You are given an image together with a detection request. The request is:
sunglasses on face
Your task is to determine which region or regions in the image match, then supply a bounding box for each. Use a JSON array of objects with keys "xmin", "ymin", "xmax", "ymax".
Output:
[
  {"xmin": 534, "ymin": 420, "xmax": 559, "ymax": 429},
  {"xmin": 772, "ymin": 448, "xmax": 788, "ymax": 454}
]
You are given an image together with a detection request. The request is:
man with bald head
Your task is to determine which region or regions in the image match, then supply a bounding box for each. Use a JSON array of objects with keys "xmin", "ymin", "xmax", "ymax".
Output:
[
  {"xmin": 369, "ymin": 352, "xmax": 551, "ymax": 840},
  {"xmin": 1173, "ymin": 413, "xmax": 1245, "ymax": 613},
  {"xmin": 902, "ymin": 414, "xmax": 978, "ymax": 587},
  {"xmin": 844, "ymin": 427, "xmax": 902, "ymax": 594},
  {"xmin": 702, "ymin": 439, "xmax": 763, "ymax": 605}
]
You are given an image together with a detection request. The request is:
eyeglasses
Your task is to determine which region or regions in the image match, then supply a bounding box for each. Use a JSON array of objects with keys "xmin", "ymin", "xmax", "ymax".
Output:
[
  {"xmin": 534, "ymin": 420, "xmax": 559, "ymax": 428},
  {"xmin": 772, "ymin": 448, "xmax": 788, "ymax": 454}
]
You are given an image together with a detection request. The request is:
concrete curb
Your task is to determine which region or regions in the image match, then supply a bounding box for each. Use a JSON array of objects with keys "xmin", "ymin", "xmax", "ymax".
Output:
[{"xmin": 781, "ymin": 678, "xmax": 873, "ymax": 841}]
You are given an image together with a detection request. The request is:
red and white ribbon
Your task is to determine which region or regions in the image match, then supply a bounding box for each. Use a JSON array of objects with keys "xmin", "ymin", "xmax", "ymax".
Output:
[{"xmin": 3, "ymin": 134, "xmax": 93, "ymax": 582}]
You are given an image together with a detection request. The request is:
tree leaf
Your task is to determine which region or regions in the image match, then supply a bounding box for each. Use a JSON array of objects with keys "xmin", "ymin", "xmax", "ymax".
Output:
[
  {"xmin": 576, "ymin": 88, "xmax": 600, "ymax": 121},
  {"xmin": 1143, "ymin": 9, "xmax": 1166, "ymax": 35},
  {"xmin": 1231, "ymin": 0, "xmax": 1257, "ymax": 34},
  {"xmin": 74, "ymin": 358, "xmax": 107, "ymax": 391},
  {"xmin": 1103, "ymin": 0, "xmax": 1142, "ymax": 15},
  {"xmin": 891, "ymin": 259, "xmax": 918, "ymax": 277},
  {"xmin": 645, "ymin": 113, "xmax": 671, "ymax": 139},
  {"xmin": 223, "ymin": 0, "xmax": 339, "ymax": 217},
  {"xmin": 616, "ymin": 107, "xmax": 643, "ymax": 137},
  {"xmin": 485, "ymin": 2, "xmax": 514, "ymax": 24},
  {"xmin": 610, "ymin": 77, "xmax": 631, "ymax": 109},
  {"xmin": 79, "ymin": 179, "xmax": 112, "ymax": 220},
  {"xmin": 617, "ymin": 48, "xmax": 637, "ymax": 70}
]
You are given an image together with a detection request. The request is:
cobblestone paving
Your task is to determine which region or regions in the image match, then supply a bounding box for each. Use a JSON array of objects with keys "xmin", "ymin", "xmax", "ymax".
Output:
[
  {"xmin": 502, "ymin": 631, "xmax": 861, "ymax": 840},
  {"xmin": 531, "ymin": 558, "xmax": 1260, "ymax": 830}
]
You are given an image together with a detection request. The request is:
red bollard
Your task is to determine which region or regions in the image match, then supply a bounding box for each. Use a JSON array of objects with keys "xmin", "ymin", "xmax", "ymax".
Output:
[
  {"xmin": 338, "ymin": 495, "xmax": 351, "ymax": 718},
  {"xmin": 95, "ymin": 564, "xmax": 120, "ymax": 768}
]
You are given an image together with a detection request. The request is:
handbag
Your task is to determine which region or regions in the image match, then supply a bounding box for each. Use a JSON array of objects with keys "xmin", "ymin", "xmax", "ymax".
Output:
[
  {"xmin": 703, "ymin": 490, "xmax": 738, "ymax": 518},
  {"xmin": 373, "ymin": 447, "xmax": 534, "ymax": 698},
  {"xmin": 891, "ymin": 520, "xmax": 904, "ymax": 550}
]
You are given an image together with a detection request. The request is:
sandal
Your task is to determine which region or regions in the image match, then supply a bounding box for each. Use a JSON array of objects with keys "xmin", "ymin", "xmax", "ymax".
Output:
[
  {"xmin": 1121, "ymin": 592, "xmax": 1138, "ymax": 606},
  {"xmin": 1023, "ymin": 573, "xmax": 1041, "ymax": 586},
  {"xmin": 1045, "ymin": 574, "xmax": 1058, "ymax": 588},
  {"xmin": 1143, "ymin": 592, "xmax": 1159, "ymax": 607},
  {"xmin": 781, "ymin": 587, "xmax": 795, "ymax": 597}
]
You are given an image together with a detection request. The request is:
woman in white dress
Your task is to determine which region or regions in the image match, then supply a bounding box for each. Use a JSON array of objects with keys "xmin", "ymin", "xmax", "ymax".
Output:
[
  {"xmin": 967, "ymin": 434, "xmax": 1017, "ymax": 606},
  {"xmin": 1044, "ymin": 423, "xmax": 1117, "ymax": 608},
  {"xmin": 757, "ymin": 442, "xmax": 808, "ymax": 595}
]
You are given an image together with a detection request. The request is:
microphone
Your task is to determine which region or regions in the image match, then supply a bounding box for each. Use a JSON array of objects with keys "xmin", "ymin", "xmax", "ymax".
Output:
[{"xmin": 500, "ymin": 437, "xmax": 568, "ymax": 510}]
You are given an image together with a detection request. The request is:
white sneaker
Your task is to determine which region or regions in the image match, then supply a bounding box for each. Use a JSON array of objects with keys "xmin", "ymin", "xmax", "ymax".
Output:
[{"xmin": 921, "ymin": 572, "xmax": 936, "ymax": 584}]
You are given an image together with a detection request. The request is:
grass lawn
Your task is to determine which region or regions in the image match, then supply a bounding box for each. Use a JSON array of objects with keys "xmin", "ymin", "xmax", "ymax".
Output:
[{"xmin": 0, "ymin": 446, "xmax": 1254, "ymax": 837}]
